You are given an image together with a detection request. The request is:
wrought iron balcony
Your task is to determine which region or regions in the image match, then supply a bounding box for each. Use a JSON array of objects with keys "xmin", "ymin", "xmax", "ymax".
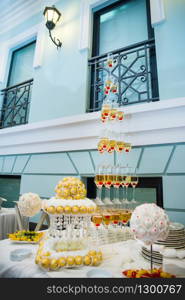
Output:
[
  {"xmin": 0, "ymin": 79, "xmax": 33, "ymax": 129},
  {"xmin": 88, "ymin": 39, "xmax": 159, "ymax": 112}
]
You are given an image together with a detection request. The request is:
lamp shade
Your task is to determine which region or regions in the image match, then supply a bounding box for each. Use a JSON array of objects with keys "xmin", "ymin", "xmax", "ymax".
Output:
[{"xmin": 43, "ymin": 6, "xmax": 61, "ymax": 30}]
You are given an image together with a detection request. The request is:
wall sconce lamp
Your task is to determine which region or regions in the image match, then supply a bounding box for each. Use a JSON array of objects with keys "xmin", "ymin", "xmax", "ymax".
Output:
[{"xmin": 43, "ymin": 6, "xmax": 62, "ymax": 49}]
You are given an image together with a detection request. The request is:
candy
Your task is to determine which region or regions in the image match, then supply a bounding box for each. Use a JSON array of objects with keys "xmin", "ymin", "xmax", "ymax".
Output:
[
  {"xmin": 92, "ymin": 256, "xmax": 100, "ymax": 266},
  {"xmin": 50, "ymin": 259, "xmax": 59, "ymax": 270},
  {"xmin": 35, "ymin": 255, "xmax": 41, "ymax": 264},
  {"xmin": 75, "ymin": 256, "xmax": 83, "ymax": 265},
  {"xmin": 72, "ymin": 206, "xmax": 79, "ymax": 214},
  {"xmin": 58, "ymin": 257, "xmax": 66, "ymax": 267},
  {"xmin": 97, "ymin": 251, "xmax": 103, "ymax": 261},
  {"xmin": 79, "ymin": 206, "xmax": 87, "ymax": 214},
  {"xmin": 64, "ymin": 206, "xmax": 71, "ymax": 214},
  {"xmin": 41, "ymin": 258, "xmax": 50, "ymax": 268},
  {"xmin": 83, "ymin": 255, "xmax": 92, "ymax": 266},
  {"xmin": 55, "ymin": 177, "xmax": 87, "ymax": 200},
  {"xmin": 88, "ymin": 206, "xmax": 95, "ymax": 213},
  {"xmin": 56, "ymin": 206, "xmax": 64, "ymax": 214},
  {"xmin": 47, "ymin": 206, "xmax": 56, "ymax": 214},
  {"xmin": 67, "ymin": 256, "xmax": 75, "ymax": 266},
  {"xmin": 88, "ymin": 250, "xmax": 97, "ymax": 256}
]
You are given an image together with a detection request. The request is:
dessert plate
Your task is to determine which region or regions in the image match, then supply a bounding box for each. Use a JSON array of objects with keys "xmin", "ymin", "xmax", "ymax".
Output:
[{"xmin": 169, "ymin": 223, "xmax": 184, "ymax": 231}]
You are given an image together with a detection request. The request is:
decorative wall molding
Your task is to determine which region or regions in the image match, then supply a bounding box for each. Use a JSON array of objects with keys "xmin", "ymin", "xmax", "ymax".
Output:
[
  {"xmin": 33, "ymin": 24, "xmax": 46, "ymax": 69},
  {"xmin": 0, "ymin": 98, "xmax": 185, "ymax": 156},
  {"xmin": 0, "ymin": 23, "xmax": 45, "ymax": 84},
  {"xmin": 79, "ymin": 0, "xmax": 114, "ymax": 51},
  {"xmin": 150, "ymin": 0, "xmax": 165, "ymax": 26},
  {"xmin": 79, "ymin": 0, "xmax": 166, "ymax": 51}
]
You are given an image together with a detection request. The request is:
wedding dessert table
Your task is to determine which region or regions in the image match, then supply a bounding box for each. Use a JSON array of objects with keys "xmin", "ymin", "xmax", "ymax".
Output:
[{"xmin": 0, "ymin": 235, "xmax": 185, "ymax": 278}]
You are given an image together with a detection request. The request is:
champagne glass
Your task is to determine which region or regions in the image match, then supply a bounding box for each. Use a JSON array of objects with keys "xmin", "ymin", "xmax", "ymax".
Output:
[
  {"xmin": 124, "ymin": 143, "xmax": 132, "ymax": 153},
  {"xmin": 111, "ymin": 209, "xmax": 120, "ymax": 232},
  {"xmin": 124, "ymin": 133, "xmax": 132, "ymax": 153},
  {"xmin": 125, "ymin": 166, "xmax": 131, "ymax": 202},
  {"xmin": 97, "ymin": 128, "xmax": 109, "ymax": 153},
  {"xmin": 120, "ymin": 209, "xmax": 132, "ymax": 239},
  {"xmin": 102, "ymin": 210, "xmax": 112, "ymax": 230},
  {"xmin": 117, "ymin": 110, "xmax": 124, "ymax": 121},
  {"xmin": 101, "ymin": 97, "xmax": 112, "ymax": 122},
  {"xmin": 107, "ymin": 53, "xmax": 114, "ymax": 68},
  {"xmin": 120, "ymin": 166, "xmax": 130, "ymax": 209},
  {"xmin": 92, "ymin": 214, "xmax": 103, "ymax": 247},
  {"xmin": 94, "ymin": 164, "xmax": 106, "ymax": 205},
  {"xmin": 104, "ymin": 164, "xmax": 113, "ymax": 206},
  {"xmin": 109, "ymin": 101, "xmax": 118, "ymax": 121},
  {"xmin": 107, "ymin": 130, "xmax": 116, "ymax": 154},
  {"xmin": 112, "ymin": 164, "xmax": 122, "ymax": 207},
  {"xmin": 116, "ymin": 133, "xmax": 125, "ymax": 154},
  {"xmin": 130, "ymin": 168, "xmax": 139, "ymax": 210}
]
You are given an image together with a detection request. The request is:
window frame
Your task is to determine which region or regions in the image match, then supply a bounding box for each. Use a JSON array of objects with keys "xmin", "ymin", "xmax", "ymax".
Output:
[
  {"xmin": 92, "ymin": 0, "xmax": 154, "ymax": 57},
  {"xmin": 7, "ymin": 40, "xmax": 36, "ymax": 88},
  {"xmin": 88, "ymin": 0, "xmax": 159, "ymax": 111}
]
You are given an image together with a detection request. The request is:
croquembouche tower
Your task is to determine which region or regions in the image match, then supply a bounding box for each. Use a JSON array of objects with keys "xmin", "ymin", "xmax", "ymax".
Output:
[{"xmin": 35, "ymin": 177, "xmax": 103, "ymax": 271}]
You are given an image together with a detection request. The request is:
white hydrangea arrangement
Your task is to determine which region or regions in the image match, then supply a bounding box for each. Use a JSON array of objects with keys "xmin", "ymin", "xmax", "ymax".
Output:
[
  {"xmin": 130, "ymin": 203, "xmax": 170, "ymax": 245},
  {"xmin": 18, "ymin": 192, "xmax": 42, "ymax": 217}
]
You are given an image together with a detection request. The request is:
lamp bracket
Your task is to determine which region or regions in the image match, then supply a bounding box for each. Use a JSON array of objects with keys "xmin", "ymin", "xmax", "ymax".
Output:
[{"xmin": 49, "ymin": 30, "xmax": 62, "ymax": 49}]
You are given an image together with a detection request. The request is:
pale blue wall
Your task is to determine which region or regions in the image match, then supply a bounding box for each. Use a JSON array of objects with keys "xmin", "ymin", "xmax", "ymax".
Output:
[
  {"xmin": 154, "ymin": 0, "xmax": 185, "ymax": 100},
  {"xmin": 1, "ymin": 0, "xmax": 185, "ymax": 123},
  {"xmin": 0, "ymin": 0, "xmax": 89, "ymax": 123},
  {"xmin": 29, "ymin": 0, "xmax": 89, "ymax": 122}
]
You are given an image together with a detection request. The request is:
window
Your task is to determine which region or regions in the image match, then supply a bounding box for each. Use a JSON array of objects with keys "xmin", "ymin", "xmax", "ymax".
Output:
[
  {"xmin": 86, "ymin": 177, "xmax": 163, "ymax": 207},
  {"xmin": 0, "ymin": 41, "xmax": 36, "ymax": 128},
  {"xmin": 0, "ymin": 175, "xmax": 21, "ymax": 208},
  {"xmin": 88, "ymin": 0, "xmax": 159, "ymax": 111},
  {"xmin": 7, "ymin": 41, "xmax": 36, "ymax": 87}
]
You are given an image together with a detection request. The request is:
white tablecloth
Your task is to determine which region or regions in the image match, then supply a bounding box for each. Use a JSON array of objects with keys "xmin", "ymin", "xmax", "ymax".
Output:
[
  {"xmin": 0, "ymin": 208, "xmax": 28, "ymax": 240},
  {"xmin": 0, "ymin": 236, "xmax": 185, "ymax": 278}
]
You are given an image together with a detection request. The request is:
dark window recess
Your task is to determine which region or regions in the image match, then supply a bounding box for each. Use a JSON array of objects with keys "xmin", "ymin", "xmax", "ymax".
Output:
[
  {"xmin": 0, "ymin": 41, "xmax": 36, "ymax": 129},
  {"xmin": 0, "ymin": 175, "xmax": 21, "ymax": 208},
  {"xmin": 86, "ymin": 177, "xmax": 163, "ymax": 208},
  {"xmin": 88, "ymin": 0, "xmax": 159, "ymax": 112}
]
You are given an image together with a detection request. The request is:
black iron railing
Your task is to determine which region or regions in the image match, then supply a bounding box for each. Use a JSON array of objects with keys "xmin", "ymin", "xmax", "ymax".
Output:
[
  {"xmin": 88, "ymin": 39, "xmax": 159, "ymax": 112},
  {"xmin": 0, "ymin": 79, "xmax": 33, "ymax": 129}
]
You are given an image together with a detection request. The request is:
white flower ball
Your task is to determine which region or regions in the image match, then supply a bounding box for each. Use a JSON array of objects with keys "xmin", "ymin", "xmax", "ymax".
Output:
[
  {"xmin": 18, "ymin": 192, "xmax": 42, "ymax": 217},
  {"xmin": 130, "ymin": 203, "xmax": 170, "ymax": 245}
]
